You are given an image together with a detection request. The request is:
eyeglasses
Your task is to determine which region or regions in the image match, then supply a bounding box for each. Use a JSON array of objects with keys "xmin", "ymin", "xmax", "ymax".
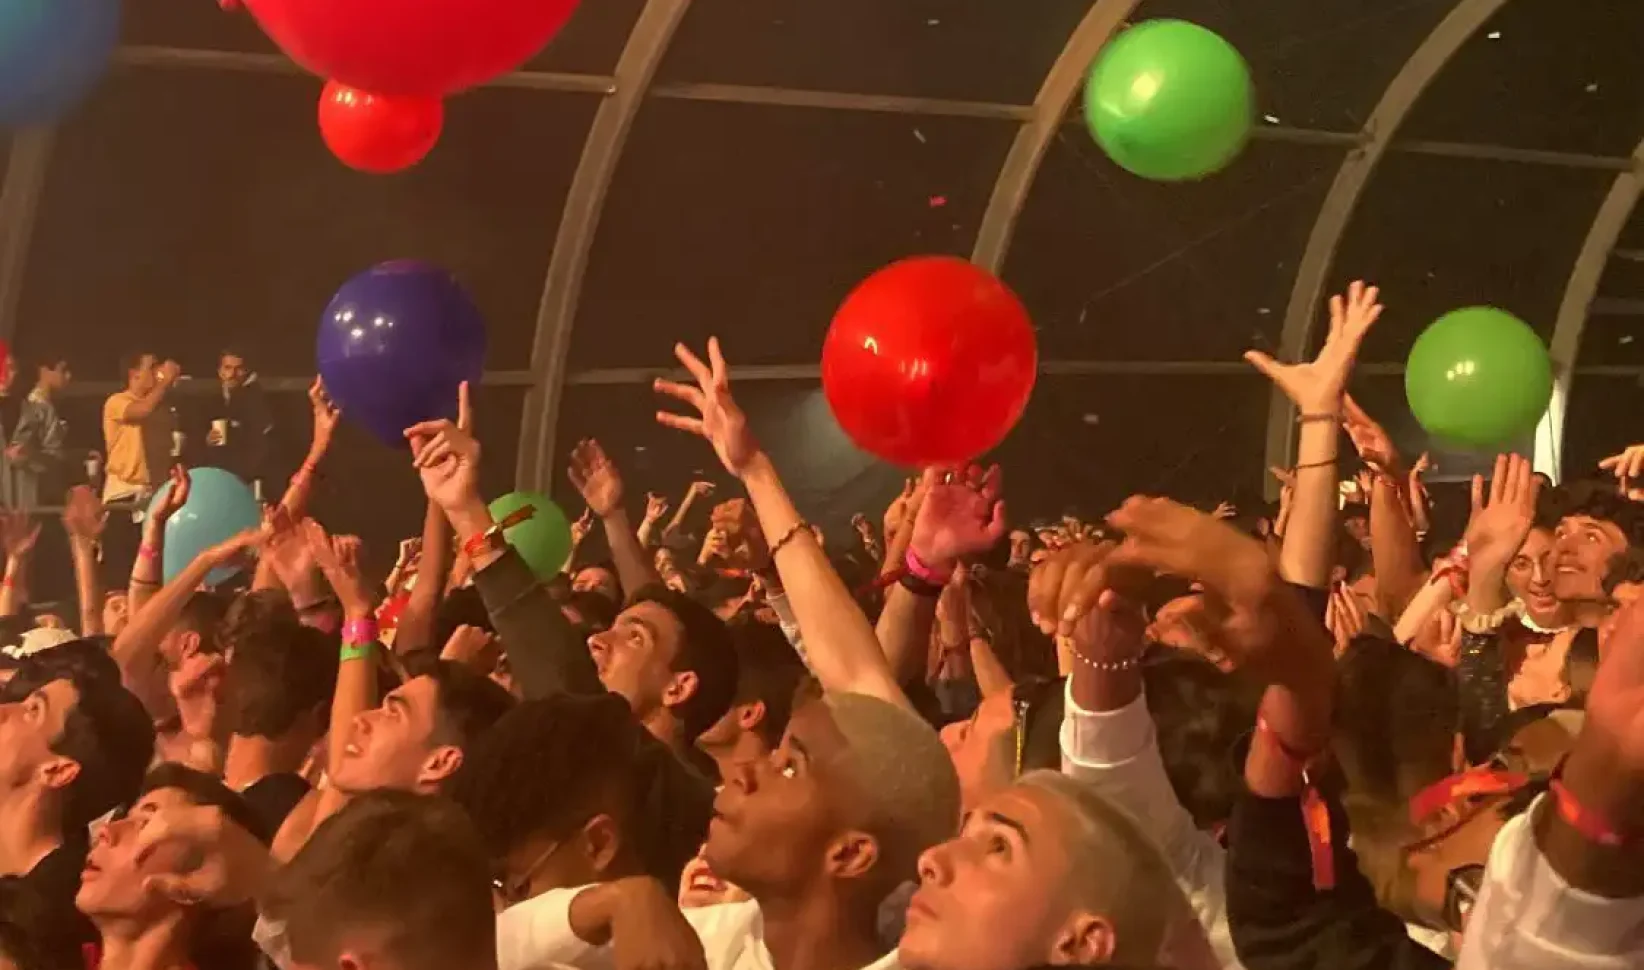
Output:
[
  {"xmin": 492, "ymin": 838, "xmax": 562, "ymax": 907},
  {"xmin": 1442, "ymin": 863, "xmax": 1485, "ymax": 932}
]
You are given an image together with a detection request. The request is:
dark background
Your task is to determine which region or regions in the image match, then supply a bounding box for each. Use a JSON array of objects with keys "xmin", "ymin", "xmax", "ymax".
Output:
[{"xmin": 5, "ymin": 0, "xmax": 1644, "ymax": 574}]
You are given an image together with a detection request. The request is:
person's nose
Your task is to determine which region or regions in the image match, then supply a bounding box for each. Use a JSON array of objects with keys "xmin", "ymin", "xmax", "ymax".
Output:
[
  {"xmin": 726, "ymin": 757, "xmax": 760, "ymax": 794},
  {"xmin": 916, "ymin": 839, "xmax": 956, "ymax": 886}
]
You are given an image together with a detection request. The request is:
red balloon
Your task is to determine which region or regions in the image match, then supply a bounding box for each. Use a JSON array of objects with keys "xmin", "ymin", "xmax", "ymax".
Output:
[
  {"xmin": 319, "ymin": 81, "xmax": 444, "ymax": 174},
  {"xmin": 822, "ymin": 257, "xmax": 1038, "ymax": 467},
  {"xmin": 243, "ymin": 0, "xmax": 580, "ymax": 96}
]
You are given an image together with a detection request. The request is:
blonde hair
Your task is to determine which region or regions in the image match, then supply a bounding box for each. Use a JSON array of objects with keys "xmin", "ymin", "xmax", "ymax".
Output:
[{"xmin": 1015, "ymin": 771, "xmax": 1189, "ymax": 965}]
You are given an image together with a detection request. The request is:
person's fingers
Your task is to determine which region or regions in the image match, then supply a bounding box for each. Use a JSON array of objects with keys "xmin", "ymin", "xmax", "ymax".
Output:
[
  {"xmin": 984, "ymin": 501, "xmax": 1008, "ymax": 545},
  {"xmin": 1600, "ymin": 454, "xmax": 1624, "ymax": 472},
  {"xmin": 456, "ymin": 380, "xmax": 472, "ymax": 433},
  {"xmin": 979, "ymin": 464, "xmax": 1003, "ymax": 504},
  {"xmin": 1242, "ymin": 350, "xmax": 1285, "ymax": 384},
  {"xmin": 1488, "ymin": 454, "xmax": 1508, "ymax": 507},
  {"xmin": 403, "ymin": 418, "xmax": 455, "ymax": 440},
  {"xmin": 1629, "ymin": 447, "xmax": 1644, "ymax": 483},
  {"xmin": 653, "ymin": 379, "xmax": 705, "ymax": 412},
  {"xmin": 707, "ymin": 337, "xmax": 728, "ymax": 387},
  {"xmin": 674, "ymin": 342, "xmax": 713, "ymax": 388},
  {"xmin": 143, "ymin": 872, "xmax": 211, "ymax": 906},
  {"xmin": 655, "ymin": 412, "xmax": 706, "ymax": 436},
  {"xmin": 412, "ymin": 436, "xmax": 454, "ymax": 469},
  {"xmin": 1028, "ymin": 553, "xmax": 1069, "ymax": 633}
]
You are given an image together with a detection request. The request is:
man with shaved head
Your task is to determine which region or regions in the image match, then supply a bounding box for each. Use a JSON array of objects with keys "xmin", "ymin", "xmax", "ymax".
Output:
[{"xmin": 495, "ymin": 687, "xmax": 961, "ymax": 970}]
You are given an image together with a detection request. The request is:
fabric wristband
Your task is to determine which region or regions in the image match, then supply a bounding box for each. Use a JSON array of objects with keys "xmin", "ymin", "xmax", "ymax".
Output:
[
  {"xmin": 342, "ymin": 617, "xmax": 378, "ymax": 646},
  {"xmin": 904, "ymin": 548, "xmax": 954, "ymax": 586}
]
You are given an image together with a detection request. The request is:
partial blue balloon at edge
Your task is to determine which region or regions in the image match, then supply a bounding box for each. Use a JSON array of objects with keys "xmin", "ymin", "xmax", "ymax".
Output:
[
  {"xmin": 315, "ymin": 260, "xmax": 487, "ymax": 446},
  {"xmin": 0, "ymin": 0, "xmax": 122, "ymax": 126},
  {"xmin": 149, "ymin": 468, "xmax": 261, "ymax": 587}
]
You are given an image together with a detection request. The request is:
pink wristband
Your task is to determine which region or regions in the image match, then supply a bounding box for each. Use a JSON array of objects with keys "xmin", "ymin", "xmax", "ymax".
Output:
[
  {"xmin": 904, "ymin": 548, "xmax": 954, "ymax": 586},
  {"xmin": 137, "ymin": 544, "xmax": 159, "ymax": 562},
  {"xmin": 342, "ymin": 617, "xmax": 378, "ymax": 645}
]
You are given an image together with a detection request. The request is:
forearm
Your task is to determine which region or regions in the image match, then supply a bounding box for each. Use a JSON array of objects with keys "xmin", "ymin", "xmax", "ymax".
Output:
[
  {"xmin": 394, "ymin": 502, "xmax": 448, "ymax": 654},
  {"xmin": 70, "ymin": 538, "xmax": 102, "ymax": 636},
  {"xmin": 120, "ymin": 384, "xmax": 170, "ymax": 421},
  {"xmin": 969, "ymin": 636, "xmax": 1013, "ymax": 697},
  {"xmin": 1392, "ymin": 578, "xmax": 1452, "ymax": 645},
  {"xmin": 277, "ymin": 442, "xmax": 327, "ymax": 521},
  {"xmin": 1369, "ymin": 476, "xmax": 1424, "ymax": 618},
  {"xmin": 741, "ymin": 454, "xmax": 909, "ymax": 708},
  {"xmin": 874, "ymin": 584, "xmax": 938, "ymax": 685},
  {"xmin": 1279, "ymin": 420, "xmax": 1337, "ymax": 587},
  {"xmin": 601, "ymin": 509, "xmax": 659, "ymax": 598},
  {"xmin": 662, "ymin": 491, "xmax": 697, "ymax": 540},
  {"xmin": 0, "ymin": 554, "xmax": 24, "ymax": 617}
]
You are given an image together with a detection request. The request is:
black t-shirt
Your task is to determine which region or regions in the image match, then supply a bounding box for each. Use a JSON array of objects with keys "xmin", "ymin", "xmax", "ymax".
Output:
[
  {"xmin": 240, "ymin": 773, "xmax": 312, "ymax": 842},
  {"xmin": 2, "ymin": 838, "xmax": 96, "ymax": 966}
]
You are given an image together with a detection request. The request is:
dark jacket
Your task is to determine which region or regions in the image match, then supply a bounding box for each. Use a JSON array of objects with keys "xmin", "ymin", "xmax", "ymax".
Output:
[
  {"xmin": 1226, "ymin": 786, "xmax": 1448, "ymax": 970},
  {"xmin": 472, "ymin": 547, "xmax": 714, "ymax": 887},
  {"xmin": 195, "ymin": 380, "xmax": 272, "ymax": 483}
]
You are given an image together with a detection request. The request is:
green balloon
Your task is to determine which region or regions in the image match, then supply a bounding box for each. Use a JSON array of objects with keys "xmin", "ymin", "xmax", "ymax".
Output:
[
  {"xmin": 1405, "ymin": 307, "xmax": 1553, "ymax": 450},
  {"xmin": 487, "ymin": 491, "xmax": 571, "ymax": 581},
  {"xmin": 1084, "ymin": 19, "xmax": 1254, "ymax": 181}
]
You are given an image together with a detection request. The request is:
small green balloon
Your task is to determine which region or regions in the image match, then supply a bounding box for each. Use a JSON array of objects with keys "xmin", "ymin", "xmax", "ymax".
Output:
[
  {"xmin": 1084, "ymin": 19, "xmax": 1254, "ymax": 181},
  {"xmin": 487, "ymin": 491, "xmax": 571, "ymax": 581},
  {"xmin": 1405, "ymin": 307, "xmax": 1553, "ymax": 450}
]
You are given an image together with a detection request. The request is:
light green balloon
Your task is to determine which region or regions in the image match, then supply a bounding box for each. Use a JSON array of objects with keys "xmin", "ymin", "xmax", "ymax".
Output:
[
  {"xmin": 487, "ymin": 491, "xmax": 571, "ymax": 581},
  {"xmin": 1084, "ymin": 19, "xmax": 1254, "ymax": 181},
  {"xmin": 1405, "ymin": 307, "xmax": 1553, "ymax": 450}
]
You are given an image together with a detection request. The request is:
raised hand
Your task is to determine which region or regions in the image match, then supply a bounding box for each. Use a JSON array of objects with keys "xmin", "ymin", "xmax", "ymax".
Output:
[
  {"xmin": 61, "ymin": 485, "xmax": 108, "ymax": 541},
  {"xmin": 654, "ymin": 338, "xmax": 760, "ymax": 477},
  {"xmin": 308, "ymin": 377, "xmax": 342, "ymax": 447},
  {"xmin": 567, "ymin": 439, "xmax": 625, "ymax": 518},
  {"xmin": 570, "ymin": 507, "xmax": 595, "ymax": 547},
  {"xmin": 643, "ymin": 491, "xmax": 670, "ymax": 524},
  {"xmin": 153, "ymin": 465, "xmax": 192, "ymax": 525},
  {"xmin": 302, "ymin": 519, "xmax": 372, "ymax": 617},
  {"xmin": 0, "ymin": 511, "xmax": 40, "ymax": 561},
  {"xmin": 406, "ymin": 382, "xmax": 479, "ymax": 514},
  {"xmin": 883, "ymin": 478, "xmax": 917, "ymax": 538},
  {"xmin": 1407, "ymin": 452, "xmax": 1433, "ymax": 534},
  {"xmin": 1463, "ymin": 453, "xmax": 1540, "ymax": 576},
  {"xmin": 907, "ymin": 465, "xmax": 1007, "ymax": 571},
  {"xmin": 1341, "ymin": 393, "xmax": 1400, "ymax": 475},
  {"xmin": 1599, "ymin": 444, "xmax": 1644, "ymax": 501},
  {"xmin": 1245, "ymin": 280, "xmax": 1382, "ymax": 414}
]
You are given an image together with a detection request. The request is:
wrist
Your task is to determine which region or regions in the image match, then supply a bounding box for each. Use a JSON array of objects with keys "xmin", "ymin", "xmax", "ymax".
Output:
[
  {"xmin": 600, "ymin": 507, "xmax": 630, "ymax": 528},
  {"xmin": 444, "ymin": 496, "xmax": 494, "ymax": 540},
  {"xmin": 737, "ymin": 450, "xmax": 777, "ymax": 486}
]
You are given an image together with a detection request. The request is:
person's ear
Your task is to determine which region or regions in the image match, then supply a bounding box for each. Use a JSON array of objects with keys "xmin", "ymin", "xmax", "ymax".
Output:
[
  {"xmin": 823, "ymin": 831, "xmax": 879, "ymax": 880},
  {"xmin": 418, "ymin": 745, "xmax": 464, "ymax": 788},
  {"xmin": 581, "ymin": 813, "xmax": 624, "ymax": 877},
  {"xmin": 735, "ymin": 700, "xmax": 767, "ymax": 733},
  {"xmin": 1049, "ymin": 912, "xmax": 1115, "ymax": 966},
  {"xmin": 662, "ymin": 670, "xmax": 700, "ymax": 709},
  {"xmin": 38, "ymin": 755, "xmax": 80, "ymax": 793},
  {"xmin": 177, "ymin": 629, "xmax": 202, "ymax": 660}
]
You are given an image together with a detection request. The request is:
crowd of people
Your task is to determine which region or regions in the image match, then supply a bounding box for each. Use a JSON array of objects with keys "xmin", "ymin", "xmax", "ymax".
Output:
[{"xmin": 0, "ymin": 279, "xmax": 1638, "ymax": 970}]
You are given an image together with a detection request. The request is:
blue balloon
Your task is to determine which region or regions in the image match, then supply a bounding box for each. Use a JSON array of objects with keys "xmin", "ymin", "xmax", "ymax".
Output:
[
  {"xmin": 149, "ymin": 468, "xmax": 261, "ymax": 588},
  {"xmin": 0, "ymin": 0, "xmax": 121, "ymax": 126},
  {"xmin": 316, "ymin": 260, "xmax": 487, "ymax": 445}
]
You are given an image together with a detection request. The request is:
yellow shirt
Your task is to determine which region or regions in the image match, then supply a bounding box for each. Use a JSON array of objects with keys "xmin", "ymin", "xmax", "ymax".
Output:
[{"xmin": 102, "ymin": 390, "xmax": 174, "ymax": 500}]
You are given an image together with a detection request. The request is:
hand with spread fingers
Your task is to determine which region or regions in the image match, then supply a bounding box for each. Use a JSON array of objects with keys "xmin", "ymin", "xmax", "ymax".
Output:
[
  {"xmin": 1599, "ymin": 444, "xmax": 1644, "ymax": 502},
  {"xmin": 1463, "ymin": 453, "xmax": 1540, "ymax": 583},
  {"xmin": 908, "ymin": 465, "xmax": 1007, "ymax": 573},
  {"xmin": 654, "ymin": 338, "xmax": 761, "ymax": 478},
  {"xmin": 1244, "ymin": 280, "xmax": 1382, "ymax": 414},
  {"xmin": 568, "ymin": 439, "xmax": 625, "ymax": 519},
  {"xmin": 1341, "ymin": 393, "xmax": 1401, "ymax": 476}
]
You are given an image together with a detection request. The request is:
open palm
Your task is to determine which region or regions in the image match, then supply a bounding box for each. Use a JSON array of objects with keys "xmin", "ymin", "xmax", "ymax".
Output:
[
  {"xmin": 908, "ymin": 466, "xmax": 1007, "ymax": 567},
  {"xmin": 655, "ymin": 338, "xmax": 761, "ymax": 477},
  {"xmin": 1246, "ymin": 280, "xmax": 1382, "ymax": 413}
]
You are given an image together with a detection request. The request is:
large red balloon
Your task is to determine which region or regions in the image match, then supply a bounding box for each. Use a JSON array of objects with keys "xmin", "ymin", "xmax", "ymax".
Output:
[
  {"xmin": 242, "ymin": 0, "xmax": 581, "ymax": 96},
  {"xmin": 822, "ymin": 257, "xmax": 1038, "ymax": 467},
  {"xmin": 319, "ymin": 82, "xmax": 444, "ymax": 174}
]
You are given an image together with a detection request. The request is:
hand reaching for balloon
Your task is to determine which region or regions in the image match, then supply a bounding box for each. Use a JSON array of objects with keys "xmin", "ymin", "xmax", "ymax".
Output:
[
  {"xmin": 568, "ymin": 439, "xmax": 625, "ymax": 519},
  {"xmin": 1245, "ymin": 281, "xmax": 1382, "ymax": 414},
  {"xmin": 655, "ymin": 339, "xmax": 761, "ymax": 478},
  {"xmin": 1599, "ymin": 444, "xmax": 1644, "ymax": 502},
  {"xmin": 406, "ymin": 382, "xmax": 480, "ymax": 517},
  {"xmin": 1463, "ymin": 454, "xmax": 1540, "ymax": 580},
  {"xmin": 1342, "ymin": 393, "xmax": 1401, "ymax": 476},
  {"xmin": 153, "ymin": 466, "xmax": 192, "ymax": 526},
  {"xmin": 308, "ymin": 377, "xmax": 342, "ymax": 452},
  {"xmin": 908, "ymin": 465, "xmax": 1007, "ymax": 573}
]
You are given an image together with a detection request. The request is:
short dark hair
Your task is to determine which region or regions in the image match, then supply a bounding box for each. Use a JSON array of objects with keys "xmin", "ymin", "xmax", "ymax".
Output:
[
  {"xmin": 1142, "ymin": 653, "xmax": 1260, "ymax": 829},
  {"xmin": 1336, "ymin": 637, "xmax": 1459, "ymax": 799},
  {"xmin": 261, "ymin": 791, "xmax": 494, "ymax": 970},
  {"xmin": 119, "ymin": 352, "xmax": 154, "ymax": 376},
  {"xmin": 565, "ymin": 590, "xmax": 618, "ymax": 631},
  {"xmin": 445, "ymin": 693, "xmax": 641, "ymax": 861},
  {"xmin": 1562, "ymin": 479, "xmax": 1644, "ymax": 552},
  {"xmin": 140, "ymin": 762, "xmax": 271, "ymax": 844},
  {"xmin": 225, "ymin": 596, "xmax": 336, "ymax": 740},
  {"xmin": 630, "ymin": 584, "xmax": 737, "ymax": 741},
  {"xmin": 403, "ymin": 654, "xmax": 514, "ymax": 749},
  {"xmin": 726, "ymin": 620, "xmax": 806, "ymax": 749},
  {"xmin": 177, "ymin": 590, "xmax": 232, "ymax": 653},
  {"xmin": 50, "ymin": 675, "xmax": 155, "ymax": 830}
]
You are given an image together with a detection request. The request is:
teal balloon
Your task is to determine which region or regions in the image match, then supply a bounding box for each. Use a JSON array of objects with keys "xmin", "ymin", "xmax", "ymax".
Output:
[
  {"xmin": 1083, "ymin": 19, "xmax": 1254, "ymax": 181},
  {"xmin": 488, "ymin": 491, "xmax": 571, "ymax": 581},
  {"xmin": 1405, "ymin": 307, "xmax": 1553, "ymax": 450},
  {"xmin": 148, "ymin": 468, "xmax": 261, "ymax": 587}
]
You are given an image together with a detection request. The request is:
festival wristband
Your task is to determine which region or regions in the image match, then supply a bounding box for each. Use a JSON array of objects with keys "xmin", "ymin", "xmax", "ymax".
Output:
[
  {"xmin": 1550, "ymin": 778, "xmax": 1631, "ymax": 848},
  {"xmin": 137, "ymin": 543, "xmax": 160, "ymax": 562},
  {"xmin": 904, "ymin": 548, "xmax": 954, "ymax": 587},
  {"xmin": 342, "ymin": 617, "xmax": 379, "ymax": 646},
  {"xmin": 339, "ymin": 641, "xmax": 375, "ymax": 664}
]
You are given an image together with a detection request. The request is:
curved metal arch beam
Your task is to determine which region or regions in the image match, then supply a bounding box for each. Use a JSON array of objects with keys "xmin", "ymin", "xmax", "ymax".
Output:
[
  {"xmin": 970, "ymin": 0, "xmax": 1143, "ymax": 271},
  {"xmin": 516, "ymin": 0, "xmax": 692, "ymax": 492},
  {"xmin": 1534, "ymin": 138, "xmax": 1644, "ymax": 482},
  {"xmin": 1262, "ymin": 0, "xmax": 1511, "ymax": 488}
]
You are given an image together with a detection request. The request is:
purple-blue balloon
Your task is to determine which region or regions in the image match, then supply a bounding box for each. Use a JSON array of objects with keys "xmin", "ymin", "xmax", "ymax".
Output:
[{"xmin": 316, "ymin": 260, "xmax": 486, "ymax": 445}]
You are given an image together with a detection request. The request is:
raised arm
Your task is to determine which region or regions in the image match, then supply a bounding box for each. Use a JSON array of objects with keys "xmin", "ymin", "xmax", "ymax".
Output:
[
  {"xmin": 1343, "ymin": 394, "xmax": 1426, "ymax": 618},
  {"xmin": 567, "ymin": 438, "xmax": 659, "ymax": 599},
  {"xmin": 119, "ymin": 359, "xmax": 181, "ymax": 422},
  {"xmin": 0, "ymin": 511, "xmax": 39, "ymax": 618},
  {"xmin": 391, "ymin": 500, "xmax": 449, "ymax": 655},
  {"xmin": 61, "ymin": 486, "xmax": 108, "ymax": 636},
  {"xmin": 273, "ymin": 378, "xmax": 341, "ymax": 524},
  {"xmin": 1246, "ymin": 281, "xmax": 1382, "ymax": 588},
  {"xmin": 655, "ymin": 338, "xmax": 909, "ymax": 710}
]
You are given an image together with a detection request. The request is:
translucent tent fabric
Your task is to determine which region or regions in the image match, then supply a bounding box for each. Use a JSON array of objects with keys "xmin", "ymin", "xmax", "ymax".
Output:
[{"xmin": 2, "ymin": 0, "xmax": 1642, "ymax": 546}]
